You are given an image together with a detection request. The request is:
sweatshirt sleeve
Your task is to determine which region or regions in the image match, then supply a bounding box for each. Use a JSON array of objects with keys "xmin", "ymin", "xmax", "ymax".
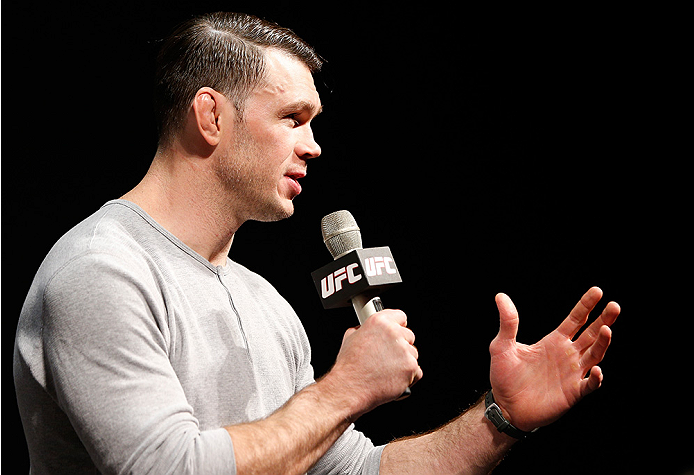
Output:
[
  {"xmin": 308, "ymin": 424, "xmax": 385, "ymax": 475},
  {"xmin": 42, "ymin": 252, "xmax": 236, "ymax": 474}
]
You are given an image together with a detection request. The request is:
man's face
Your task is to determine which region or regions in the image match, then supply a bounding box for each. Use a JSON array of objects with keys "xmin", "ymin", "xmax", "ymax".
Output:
[{"xmin": 216, "ymin": 47, "xmax": 322, "ymax": 223}]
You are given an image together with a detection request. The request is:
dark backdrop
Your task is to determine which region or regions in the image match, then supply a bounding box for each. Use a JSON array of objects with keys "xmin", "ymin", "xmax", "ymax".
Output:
[{"xmin": 3, "ymin": 2, "xmax": 687, "ymax": 473}]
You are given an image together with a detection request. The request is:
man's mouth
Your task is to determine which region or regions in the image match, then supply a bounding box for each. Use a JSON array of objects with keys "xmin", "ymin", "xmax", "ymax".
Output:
[{"xmin": 283, "ymin": 170, "xmax": 306, "ymax": 197}]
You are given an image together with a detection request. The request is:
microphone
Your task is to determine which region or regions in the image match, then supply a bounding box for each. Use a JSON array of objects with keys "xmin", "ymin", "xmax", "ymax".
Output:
[{"xmin": 312, "ymin": 210, "xmax": 411, "ymax": 399}]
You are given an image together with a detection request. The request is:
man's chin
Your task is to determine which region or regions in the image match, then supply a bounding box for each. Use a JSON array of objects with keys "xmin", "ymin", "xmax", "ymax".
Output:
[{"xmin": 251, "ymin": 199, "xmax": 295, "ymax": 223}]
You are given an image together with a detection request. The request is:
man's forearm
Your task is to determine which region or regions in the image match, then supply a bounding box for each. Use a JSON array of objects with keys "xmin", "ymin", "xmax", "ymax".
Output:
[
  {"xmin": 226, "ymin": 309, "xmax": 423, "ymax": 474},
  {"xmin": 380, "ymin": 399, "xmax": 516, "ymax": 475},
  {"xmin": 226, "ymin": 374, "xmax": 354, "ymax": 475}
]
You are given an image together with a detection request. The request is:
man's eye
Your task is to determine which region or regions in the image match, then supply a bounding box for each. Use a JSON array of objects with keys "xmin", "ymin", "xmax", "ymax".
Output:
[{"xmin": 285, "ymin": 114, "xmax": 302, "ymax": 127}]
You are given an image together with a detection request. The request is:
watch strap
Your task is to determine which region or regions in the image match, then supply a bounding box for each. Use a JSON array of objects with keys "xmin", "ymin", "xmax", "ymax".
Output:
[{"xmin": 484, "ymin": 390, "xmax": 537, "ymax": 439}]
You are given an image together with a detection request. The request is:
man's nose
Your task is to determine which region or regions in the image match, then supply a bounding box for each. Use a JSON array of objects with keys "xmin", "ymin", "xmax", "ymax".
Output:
[{"xmin": 296, "ymin": 126, "xmax": 321, "ymax": 160}]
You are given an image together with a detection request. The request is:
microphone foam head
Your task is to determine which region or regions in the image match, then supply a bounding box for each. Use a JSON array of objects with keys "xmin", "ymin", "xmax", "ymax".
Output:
[{"xmin": 321, "ymin": 210, "xmax": 362, "ymax": 259}]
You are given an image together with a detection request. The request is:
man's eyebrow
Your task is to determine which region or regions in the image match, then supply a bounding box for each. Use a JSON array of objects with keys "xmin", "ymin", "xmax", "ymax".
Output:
[{"xmin": 279, "ymin": 101, "xmax": 323, "ymax": 118}]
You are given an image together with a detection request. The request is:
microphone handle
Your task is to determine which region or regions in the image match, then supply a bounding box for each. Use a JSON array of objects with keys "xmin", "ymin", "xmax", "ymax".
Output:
[{"xmin": 351, "ymin": 295, "xmax": 412, "ymax": 401}]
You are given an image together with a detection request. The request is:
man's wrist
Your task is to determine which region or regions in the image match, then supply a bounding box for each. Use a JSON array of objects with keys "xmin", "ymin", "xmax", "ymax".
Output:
[
  {"xmin": 313, "ymin": 370, "xmax": 366, "ymax": 422},
  {"xmin": 483, "ymin": 390, "xmax": 538, "ymax": 439}
]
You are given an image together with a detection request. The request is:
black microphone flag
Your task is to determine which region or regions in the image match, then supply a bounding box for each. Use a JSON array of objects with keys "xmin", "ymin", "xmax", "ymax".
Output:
[{"xmin": 311, "ymin": 246, "xmax": 402, "ymax": 310}]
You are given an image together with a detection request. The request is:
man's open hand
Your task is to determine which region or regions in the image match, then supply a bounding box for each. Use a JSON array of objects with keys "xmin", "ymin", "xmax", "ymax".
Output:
[{"xmin": 489, "ymin": 287, "xmax": 620, "ymax": 432}]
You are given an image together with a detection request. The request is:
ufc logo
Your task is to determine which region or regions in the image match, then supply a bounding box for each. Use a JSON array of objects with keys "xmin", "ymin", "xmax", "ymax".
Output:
[
  {"xmin": 363, "ymin": 256, "xmax": 396, "ymax": 277},
  {"xmin": 321, "ymin": 263, "xmax": 362, "ymax": 298}
]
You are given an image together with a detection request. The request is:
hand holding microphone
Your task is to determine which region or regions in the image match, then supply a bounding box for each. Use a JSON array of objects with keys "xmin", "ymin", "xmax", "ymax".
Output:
[{"xmin": 312, "ymin": 211, "xmax": 420, "ymax": 405}]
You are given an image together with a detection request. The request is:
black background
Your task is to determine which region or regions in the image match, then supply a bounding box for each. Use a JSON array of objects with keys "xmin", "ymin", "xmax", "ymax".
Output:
[{"xmin": 3, "ymin": 2, "xmax": 689, "ymax": 473}]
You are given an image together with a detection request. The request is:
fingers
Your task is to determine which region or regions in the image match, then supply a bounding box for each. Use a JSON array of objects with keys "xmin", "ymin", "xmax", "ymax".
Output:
[
  {"xmin": 579, "ymin": 366, "xmax": 604, "ymax": 398},
  {"xmin": 574, "ymin": 301, "xmax": 620, "ymax": 351},
  {"xmin": 494, "ymin": 293, "xmax": 519, "ymax": 342},
  {"xmin": 401, "ymin": 327, "xmax": 416, "ymax": 346},
  {"xmin": 383, "ymin": 311, "xmax": 421, "ymax": 386},
  {"xmin": 556, "ymin": 286, "xmax": 603, "ymax": 339},
  {"xmin": 412, "ymin": 362, "xmax": 424, "ymax": 386},
  {"xmin": 389, "ymin": 309, "xmax": 408, "ymax": 327},
  {"xmin": 575, "ymin": 324, "xmax": 611, "ymax": 400},
  {"xmin": 368, "ymin": 309, "xmax": 413, "ymax": 340},
  {"xmin": 579, "ymin": 325, "xmax": 612, "ymax": 370},
  {"xmin": 366, "ymin": 308, "xmax": 420, "ymax": 365},
  {"xmin": 374, "ymin": 310, "xmax": 422, "ymax": 390}
]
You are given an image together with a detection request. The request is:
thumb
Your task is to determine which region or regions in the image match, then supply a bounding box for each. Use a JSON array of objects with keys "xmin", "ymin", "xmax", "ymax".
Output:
[{"xmin": 494, "ymin": 293, "xmax": 519, "ymax": 342}]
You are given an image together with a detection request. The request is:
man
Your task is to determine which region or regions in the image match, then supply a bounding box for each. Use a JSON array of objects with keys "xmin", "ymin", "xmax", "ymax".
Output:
[{"xmin": 14, "ymin": 12, "xmax": 620, "ymax": 474}]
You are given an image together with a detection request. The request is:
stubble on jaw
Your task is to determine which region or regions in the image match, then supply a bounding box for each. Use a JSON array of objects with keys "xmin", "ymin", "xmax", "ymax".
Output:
[{"xmin": 214, "ymin": 120, "xmax": 294, "ymax": 224}]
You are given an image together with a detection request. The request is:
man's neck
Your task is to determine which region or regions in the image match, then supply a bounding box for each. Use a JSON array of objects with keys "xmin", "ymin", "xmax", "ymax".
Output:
[{"xmin": 121, "ymin": 149, "xmax": 241, "ymax": 267}]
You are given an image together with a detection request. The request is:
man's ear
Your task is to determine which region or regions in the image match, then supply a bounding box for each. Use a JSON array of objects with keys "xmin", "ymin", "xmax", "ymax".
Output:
[{"xmin": 192, "ymin": 87, "xmax": 224, "ymax": 147}]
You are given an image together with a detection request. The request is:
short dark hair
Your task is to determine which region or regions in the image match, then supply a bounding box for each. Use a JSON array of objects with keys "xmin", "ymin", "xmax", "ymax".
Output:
[{"xmin": 154, "ymin": 12, "xmax": 322, "ymax": 147}]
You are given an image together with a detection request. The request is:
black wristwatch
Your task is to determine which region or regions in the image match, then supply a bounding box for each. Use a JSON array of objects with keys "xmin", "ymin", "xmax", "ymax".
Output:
[{"xmin": 484, "ymin": 390, "xmax": 538, "ymax": 439}]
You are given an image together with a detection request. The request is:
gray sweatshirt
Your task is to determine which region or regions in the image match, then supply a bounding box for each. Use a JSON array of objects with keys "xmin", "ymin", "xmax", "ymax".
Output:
[{"xmin": 14, "ymin": 200, "xmax": 383, "ymax": 474}]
